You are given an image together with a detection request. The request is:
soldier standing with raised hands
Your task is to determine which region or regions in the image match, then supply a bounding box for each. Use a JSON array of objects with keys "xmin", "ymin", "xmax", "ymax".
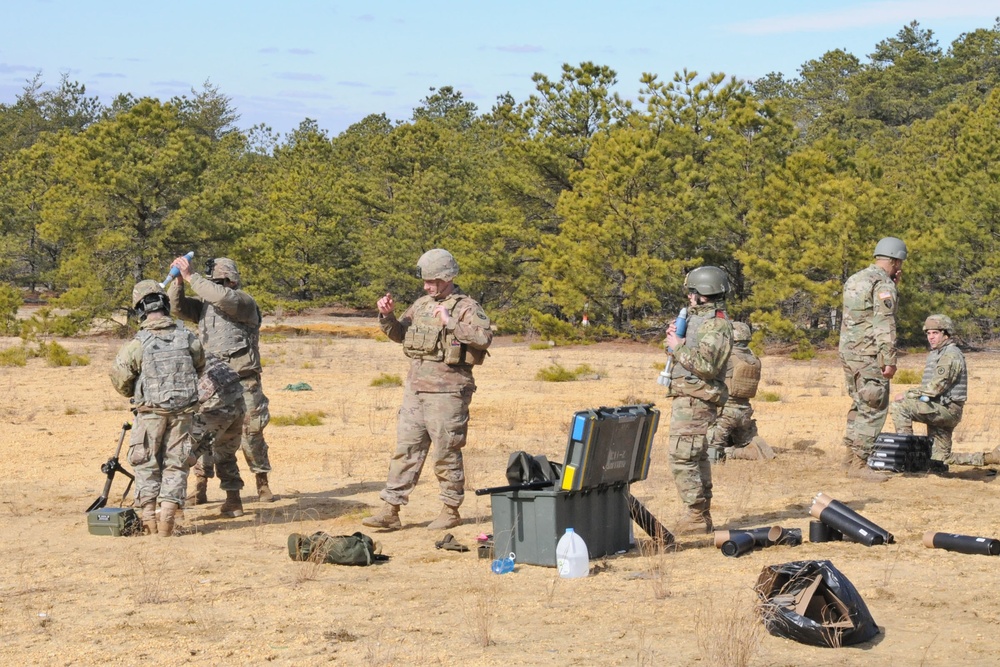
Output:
[
  {"xmin": 363, "ymin": 249, "xmax": 492, "ymax": 532},
  {"xmin": 167, "ymin": 255, "xmax": 276, "ymax": 503}
]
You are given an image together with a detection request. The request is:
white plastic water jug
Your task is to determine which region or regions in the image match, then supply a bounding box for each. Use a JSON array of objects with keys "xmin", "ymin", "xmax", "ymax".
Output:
[{"xmin": 556, "ymin": 527, "xmax": 589, "ymax": 578}]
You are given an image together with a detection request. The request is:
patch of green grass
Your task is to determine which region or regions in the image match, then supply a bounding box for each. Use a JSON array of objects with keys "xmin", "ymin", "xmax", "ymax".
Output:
[
  {"xmin": 271, "ymin": 411, "xmax": 326, "ymax": 427},
  {"xmin": 261, "ymin": 333, "xmax": 288, "ymax": 343},
  {"xmin": 41, "ymin": 341, "xmax": 89, "ymax": 367},
  {"xmin": 757, "ymin": 390, "xmax": 781, "ymax": 403},
  {"xmin": 893, "ymin": 368, "xmax": 921, "ymax": 385},
  {"xmin": 0, "ymin": 346, "xmax": 28, "ymax": 367},
  {"xmin": 370, "ymin": 373, "xmax": 402, "ymax": 387},
  {"xmin": 529, "ymin": 342, "xmax": 554, "ymax": 350},
  {"xmin": 535, "ymin": 363, "xmax": 600, "ymax": 382}
]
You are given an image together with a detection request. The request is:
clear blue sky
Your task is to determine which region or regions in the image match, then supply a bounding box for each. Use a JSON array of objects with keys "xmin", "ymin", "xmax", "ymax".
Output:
[{"xmin": 2, "ymin": 0, "xmax": 997, "ymax": 137}]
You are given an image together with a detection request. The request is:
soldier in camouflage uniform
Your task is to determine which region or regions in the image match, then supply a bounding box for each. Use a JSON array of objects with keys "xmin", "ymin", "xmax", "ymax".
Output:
[
  {"xmin": 187, "ymin": 352, "xmax": 247, "ymax": 517},
  {"xmin": 167, "ymin": 255, "xmax": 276, "ymax": 503},
  {"xmin": 890, "ymin": 314, "xmax": 968, "ymax": 466},
  {"xmin": 839, "ymin": 237, "xmax": 907, "ymax": 482},
  {"xmin": 707, "ymin": 322, "xmax": 774, "ymax": 462},
  {"xmin": 110, "ymin": 280, "xmax": 205, "ymax": 536},
  {"xmin": 664, "ymin": 266, "xmax": 733, "ymax": 534},
  {"xmin": 363, "ymin": 249, "xmax": 493, "ymax": 532}
]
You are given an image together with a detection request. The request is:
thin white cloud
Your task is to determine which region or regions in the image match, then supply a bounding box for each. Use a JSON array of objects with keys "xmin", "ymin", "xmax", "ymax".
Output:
[{"xmin": 728, "ymin": 0, "xmax": 999, "ymax": 35}]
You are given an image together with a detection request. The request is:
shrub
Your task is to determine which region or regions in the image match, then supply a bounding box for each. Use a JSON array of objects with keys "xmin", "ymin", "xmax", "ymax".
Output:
[
  {"xmin": 790, "ymin": 339, "xmax": 816, "ymax": 361},
  {"xmin": 0, "ymin": 284, "xmax": 23, "ymax": 335},
  {"xmin": 370, "ymin": 373, "xmax": 402, "ymax": 387},
  {"xmin": 271, "ymin": 411, "xmax": 326, "ymax": 426},
  {"xmin": 0, "ymin": 346, "xmax": 28, "ymax": 367},
  {"xmin": 893, "ymin": 368, "xmax": 921, "ymax": 385},
  {"xmin": 40, "ymin": 341, "xmax": 89, "ymax": 367},
  {"xmin": 535, "ymin": 363, "xmax": 601, "ymax": 382},
  {"xmin": 757, "ymin": 390, "xmax": 781, "ymax": 402}
]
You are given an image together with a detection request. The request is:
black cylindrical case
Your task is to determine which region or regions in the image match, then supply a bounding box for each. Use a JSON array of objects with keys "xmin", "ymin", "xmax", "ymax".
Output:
[
  {"xmin": 815, "ymin": 496, "xmax": 895, "ymax": 544},
  {"xmin": 813, "ymin": 505, "xmax": 884, "ymax": 546},
  {"xmin": 809, "ymin": 520, "xmax": 832, "ymax": 542},
  {"xmin": 924, "ymin": 531, "xmax": 1000, "ymax": 556},
  {"xmin": 720, "ymin": 531, "xmax": 756, "ymax": 557}
]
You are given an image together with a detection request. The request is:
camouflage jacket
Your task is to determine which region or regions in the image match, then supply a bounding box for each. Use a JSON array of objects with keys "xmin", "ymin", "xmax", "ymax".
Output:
[
  {"xmin": 668, "ymin": 300, "xmax": 733, "ymax": 402},
  {"xmin": 839, "ymin": 264, "xmax": 898, "ymax": 367},
  {"xmin": 909, "ymin": 339, "xmax": 967, "ymax": 405},
  {"xmin": 110, "ymin": 316, "xmax": 205, "ymax": 413},
  {"xmin": 379, "ymin": 286, "xmax": 492, "ymax": 392},
  {"xmin": 168, "ymin": 273, "xmax": 262, "ymax": 378}
]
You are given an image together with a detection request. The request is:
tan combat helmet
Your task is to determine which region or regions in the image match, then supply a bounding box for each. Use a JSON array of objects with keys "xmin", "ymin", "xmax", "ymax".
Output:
[
  {"xmin": 684, "ymin": 266, "xmax": 728, "ymax": 298},
  {"xmin": 732, "ymin": 322, "xmax": 752, "ymax": 343},
  {"xmin": 208, "ymin": 257, "xmax": 240, "ymax": 287},
  {"xmin": 132, "ymin": 279, "xmax": 169, "ymax": 320},
  {"xmin": 416, "ymin": 249, "xmax": 459, "ymax": 281},
  {"xmin": 922, "ymin": 314, "xmax": 954, "ymax": 335},
  {"xmin": 873, "ymin": 237, "xmax": 908, "ymax": 260}
]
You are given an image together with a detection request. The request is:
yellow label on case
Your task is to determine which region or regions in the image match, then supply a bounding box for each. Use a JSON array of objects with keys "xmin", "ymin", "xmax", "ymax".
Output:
[{"xmin": 561, "ymin": 465, "xmax": 576, "ymax": 490}]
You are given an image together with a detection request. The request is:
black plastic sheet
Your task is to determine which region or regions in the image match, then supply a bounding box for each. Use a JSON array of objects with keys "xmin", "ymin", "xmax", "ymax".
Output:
[{"xmin": 756, "ymin": 560, "xmax": 879, "ymax": 647}]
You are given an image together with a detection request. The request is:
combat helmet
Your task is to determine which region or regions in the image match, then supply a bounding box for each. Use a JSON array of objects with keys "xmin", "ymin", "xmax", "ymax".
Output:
[
  {"xmin": 732, "ymin": 322, "xmax": 752, "ymax": 343},
  {"xmin": 922, "ymin": 314, "xmax": 954, "ymax": 335},
  {"xmin": 207, "ymin": 257, "xmax": 240, "ymax": 286},
  {"xmin": 416, "ymin": 249, "xmax": 459, "ymax": 281},
  {"xmin": 132, "ymin": 280, "xmax": 169, "ymax": 321},
  {"xmin": 873, "ymin": 237, "xmax": 908, "ymax": 260},
  {"xmin": 684, "ymin": 266, "xmax": 728, "ymax": 298}
]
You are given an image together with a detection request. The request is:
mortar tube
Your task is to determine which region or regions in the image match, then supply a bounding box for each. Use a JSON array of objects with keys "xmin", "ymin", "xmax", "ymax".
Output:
[
  {"xmin": 808, "ymin": 503, "xmax": 884, "ymax": 546},
  {"xmin": 720, "ymin": 531, "xmax": 756, "ymax": 557},
  {"xmin": 923, "ymin": 531, "xmax": 1000, "ymax": 556},
  {"xmin": 813, "ymin": 493, "xmax": 895, "ymax": 544}
]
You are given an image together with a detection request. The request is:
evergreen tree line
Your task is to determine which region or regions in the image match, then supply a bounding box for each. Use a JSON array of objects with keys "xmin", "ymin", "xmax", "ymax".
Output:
[{"xmin": 2, "ymin": 20, "xmax": 1000, "ymax": 349}]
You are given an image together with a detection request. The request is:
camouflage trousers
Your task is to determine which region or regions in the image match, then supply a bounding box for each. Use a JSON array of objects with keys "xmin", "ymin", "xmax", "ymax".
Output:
[
  {"xmin": 947, "ymin": 451, "xmax": 985, "ymax": 467},
  {"xmin": 379, "ymin": 388, "xmax": 473, "ymax": 509},
  {"xmin": 128, "ymin": 410, "xmax": 194, "ymax": 508},
  {"xmin": 191, "ymin": 401, "xmax": 246, "ymax": 491},
  {"xmin": 890, "ymin": 397, "xmax": 963, "ymax": 461},
  {"xmin": 668, "ymin": 395, "xmax": 719, "ymax": 509},
  {"xmin": 239, "ymin": 375, "xmax": 271, "ymax": 473},
  {"xmin": 708, "ymin": 399, "xmax": 758, "ymax": 459},
  {"xmin": 841, "ymin": 355, "xmax": 889, "ymax": 458}
]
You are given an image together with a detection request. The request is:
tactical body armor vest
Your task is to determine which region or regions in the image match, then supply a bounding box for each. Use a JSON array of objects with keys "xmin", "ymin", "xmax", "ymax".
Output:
[
  {"xmin": 728, "ymin": 346, "xmax": 761, "ymax": 399},
  {"xmin": 922, "ymin": 342, "xmax": 967, "ymax": 404},
  {"xmin": 403, "ymin": 294, "xmax": 486, "ymax": 366},
  {"xmin": 670, "ymin": 308, "xmax": 728, "ymax": 383},
  {"xmin": 199, "ymin": 302, "xmax": 261, "ymax": 377},
  {"xmin": 135, "ymin": 327, "xmax": 199, "ymax": 411}
]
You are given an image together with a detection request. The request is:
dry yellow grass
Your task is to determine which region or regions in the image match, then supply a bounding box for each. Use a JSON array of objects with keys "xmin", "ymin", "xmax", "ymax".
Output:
[{"xmin": 1, "ymin": 324, "xmax": 999, "ymax": 665}]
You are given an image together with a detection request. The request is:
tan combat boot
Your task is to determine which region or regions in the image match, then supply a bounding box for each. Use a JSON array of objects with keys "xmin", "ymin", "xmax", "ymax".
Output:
[
  {"xmin": 362, "ymin": 502, "xmax": 402, "ymax": 531},
  {"xmin": 140, "ymin": 502, "xmax": 157, "ymax": 536},
  {"xmin": 984, "ymin": 446, "xmax": 1000, "ymax": 465},
  {"xmin": 846, "ymin": 455, "xmax": 887, "ymax": 483},
  {"xmin": 187, "ymin": 475, "xmax": 208, "ymax": 505},
  {"xmin": 220, "ymin": 490, "xmax": 244, "ymax": 518},
  {"xmin": 674, "ymin": 503, "xmax": 713, "ymax": 535},
  {"xmin": 158, "ymin": 501, "xmax": 179, "ymax": 537},
  {"xmin": 427, "ymin": 505, "xmax": 462, "ymax": 530},
  {"xmin": 256, "ymin": 473, "xmax": 275, "ymax": 502}
]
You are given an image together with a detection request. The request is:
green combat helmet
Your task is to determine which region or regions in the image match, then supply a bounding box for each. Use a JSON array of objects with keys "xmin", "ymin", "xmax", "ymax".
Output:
[
  {"xmin": 416, "ymin": 249, "xmax": 459, "ymax": 281},
  {"xmin": 208, "ymin": 257, "xmax": 241, "ymax": 286},
  {"xmin": 684, "ymin": 266, "xmax": 728, "ymax": 297},
  {"xmin": 873, "ymin": 237, "xmax": 908, "ymax": 260},
  {"xmin": 733, "ymin": 322, "xmax": 752, "ymax": 343},
  {"xmin": 923, "ymin": 314, "xmax": 954, "ymax": 334},
  {"xmin": 132, "ymin": 280, "xmax": 169, "ymax": 321}
]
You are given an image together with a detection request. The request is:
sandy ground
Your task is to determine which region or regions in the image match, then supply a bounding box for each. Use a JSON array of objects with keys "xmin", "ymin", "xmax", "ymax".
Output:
[{"xmin": 2, "ymin": 321, "xmax": 1000, "ymax": 666}]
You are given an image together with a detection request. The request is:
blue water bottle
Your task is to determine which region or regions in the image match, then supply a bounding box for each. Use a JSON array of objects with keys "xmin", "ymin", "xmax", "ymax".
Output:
[
  {"xmin": 160, "ymin": 251, "xmax": 195, "ymax": 289},
  {"xmin": 491, "ymin": 552, "xmax": 516, "ymax": 574},
  {"xmin": 657, "ymin": 307, "xmax": 688, "ymax": 388}
]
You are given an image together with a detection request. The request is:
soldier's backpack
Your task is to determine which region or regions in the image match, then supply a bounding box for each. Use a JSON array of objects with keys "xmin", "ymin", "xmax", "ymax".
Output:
[{"xmin": 287, "ymin": 531, "xmax": 389, "ymax": 565}]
